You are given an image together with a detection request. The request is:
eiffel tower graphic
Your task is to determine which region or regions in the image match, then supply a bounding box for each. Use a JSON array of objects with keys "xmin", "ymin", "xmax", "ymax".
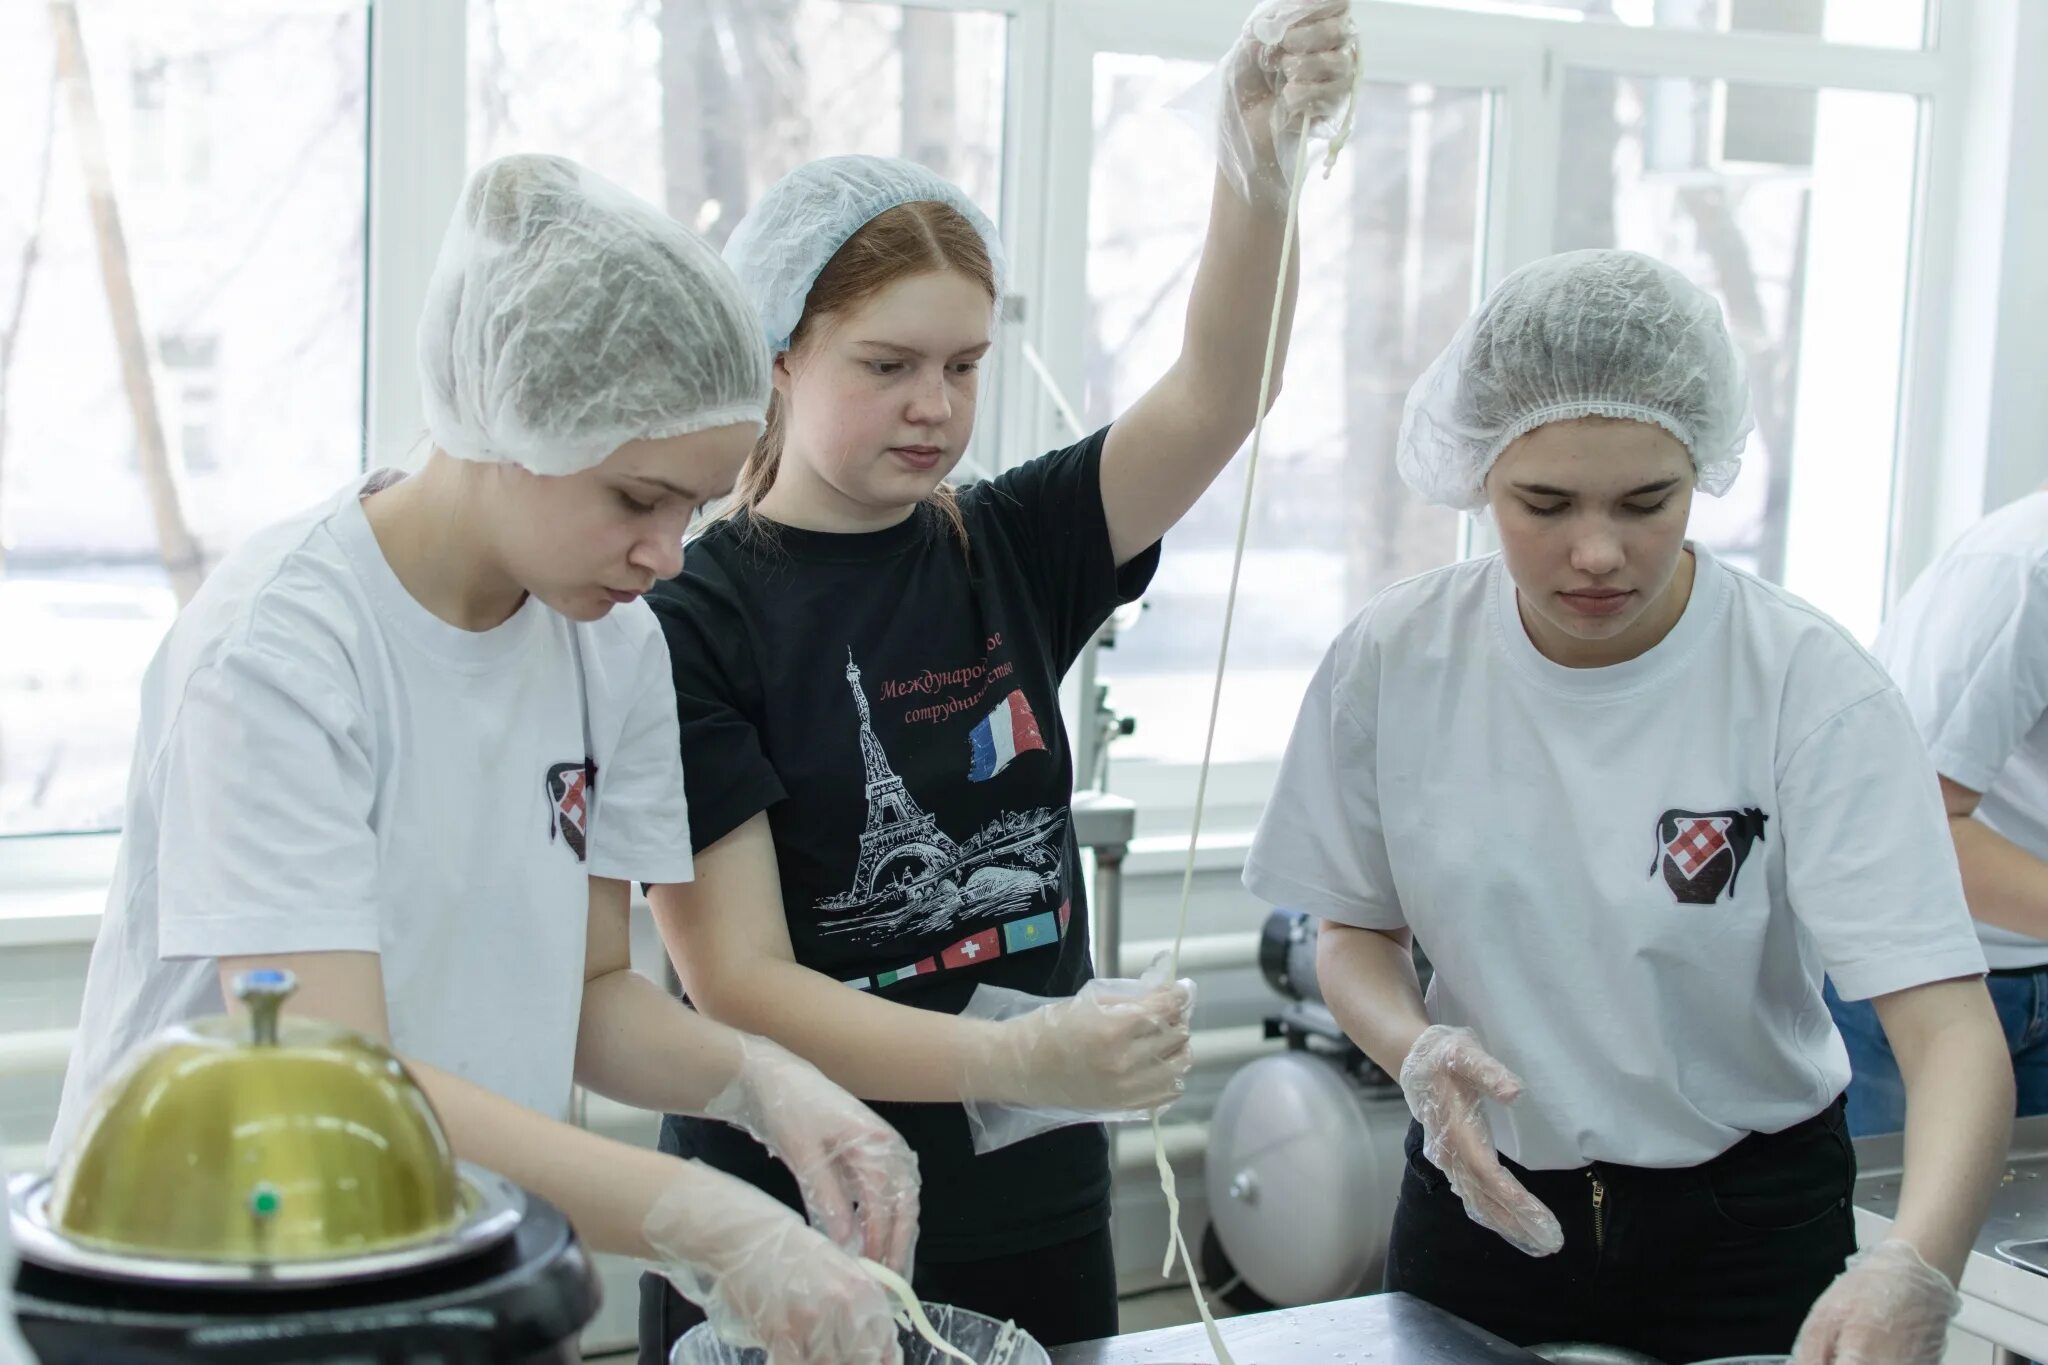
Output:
[{"xmin": 835, "ymin": 650, "xmax": 961, "ymax": 906}]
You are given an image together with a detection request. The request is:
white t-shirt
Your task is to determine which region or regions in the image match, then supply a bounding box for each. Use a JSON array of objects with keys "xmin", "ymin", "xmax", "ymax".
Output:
[
  {"xmin": 53, "ymin": 472, "xmax": 693, "ymax": 1154},
  {"xmin": 1245, "ymin": 545, "xmax": 1984, "ymax": 1171},
  {"xmin": 1875, "ymin": 491, "xmax": 2048, "ymax": 969}
]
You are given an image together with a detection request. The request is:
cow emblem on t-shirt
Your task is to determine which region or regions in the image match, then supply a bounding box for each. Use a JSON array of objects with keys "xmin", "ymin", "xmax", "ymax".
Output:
[
  {"xmin": 1651, "ymin": 806, "xmax": 1768, "ymax": 905},
  {"xmin": 545, "ymin": 759, "xmax": 597, "ymax": 863}
]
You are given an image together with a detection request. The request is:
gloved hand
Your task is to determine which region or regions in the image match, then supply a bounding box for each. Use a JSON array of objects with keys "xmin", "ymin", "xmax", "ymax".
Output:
[
  {"xmin": 958, "ymin": 961, "xmax": 1195, "ymax": 1154},
  {"xmin": 645, "ymin": 1162, "xmax": 904, "ymax": 1365},
  {"xmin": 1792, "ymin": 1239, "xmax": 1960, "ymax": 1365},
  {"xmin": 1220, "ymin": 0, "xmax": 1360, "ymax": 203},
  {"xmin": 701, "ymin": 1033, "xmax": 921, "ymax": 1274},
  {"xmin": 1398, "ymin": 1024, "xmax": 1564, "ymax": 1257}
]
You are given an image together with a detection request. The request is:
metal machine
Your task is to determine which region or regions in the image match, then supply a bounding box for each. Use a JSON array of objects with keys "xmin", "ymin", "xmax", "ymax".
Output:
[
  {"xmin": 1201, "ymin": 910, "xmax": 1416, "ymax": 1309},
  {"xmin": 9, "ymin": 970, "xmax": 598, "ymax": 1364}
]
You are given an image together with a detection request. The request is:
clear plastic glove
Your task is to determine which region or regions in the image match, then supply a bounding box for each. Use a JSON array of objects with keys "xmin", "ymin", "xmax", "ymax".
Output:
[
  {"xmin": 1218, "ymin": 0, "xmax": 1360, "ymax": 203},
  {"xmin": 958, "ymin": 958, "xmax": 1195, "ymax": 1154},
  {"xmin": 1792, "ymin": 1239, "xmax": 1960, "ymax": 1365},
  {"xmin": 645, "ymin": 1162, "xmax": 904, "ymax": 1365},
  {"xmin": 702, "ymin": 1033, "xmax": 921, "ymax": 1274},
  {"xmin": 1398, "ymin": 1024, "xmax": 1565, "ymax": 1257}
]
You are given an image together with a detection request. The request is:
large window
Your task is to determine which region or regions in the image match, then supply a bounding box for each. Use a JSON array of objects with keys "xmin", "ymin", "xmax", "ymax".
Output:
[
  {"xmin": 0, "ymin": 2, "xmax": 368, "ymax": 837},
  {"xmin": 1073, "ymin": 4, "xmax": 1940, "ymax": 799},
  {"xmin": 1399, "ymin": 0, "xmax": 1929, "ymax": 49},
  {"xmin": 468, "ymin": 0, "xmax": 1012, "ymax": 473},
  {"xmin": 1551, "ymin": 70, "xmax": 1919, "ymax": 640},
  {"xmin": 0, "ymin": 0, "xmax": 2000, "ymax": 861}
]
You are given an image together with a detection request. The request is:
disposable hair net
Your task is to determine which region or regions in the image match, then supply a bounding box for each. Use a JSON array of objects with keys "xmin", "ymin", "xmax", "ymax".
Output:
[
  {"xmin": 721, "ymin": 154, "xmax": 1007, "ymax": 354},
  {"xmin": 1395, "ymin": 249, "xmax": 1753, "ymax": 510},
  {"xmin": 418, "ymin": 154, "xmax": 770, "ymax": 476}
]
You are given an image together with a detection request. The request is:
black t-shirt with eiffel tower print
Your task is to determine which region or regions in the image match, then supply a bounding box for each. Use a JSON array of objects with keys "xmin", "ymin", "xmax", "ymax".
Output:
[{"xmin": 646, "ymin": 426, "xmax": 1159, "ymax": 1262}]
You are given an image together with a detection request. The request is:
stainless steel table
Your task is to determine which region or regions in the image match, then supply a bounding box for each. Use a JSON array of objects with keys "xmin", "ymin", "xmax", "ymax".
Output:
[
  {"xmin": 1855, "ymin": 1114, "xmax": 2048, "ymax": 1362},
  {"xmin": 1049, "ymin": 1292, "xmax": 1540, "ymax": 1364}
]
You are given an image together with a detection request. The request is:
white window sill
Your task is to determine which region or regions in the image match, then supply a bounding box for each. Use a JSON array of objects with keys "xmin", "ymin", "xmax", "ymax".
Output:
[
  {"xmin": 0, "ymin": 833, "xmax": 116, "ymax": 947},
  {"xmin": 1124, "ymin": 829, "xmax": 1254, "ymax": 878},
  {"xmin": 0, "ymin": 886, "xmax": 104, "ymax": 949}
]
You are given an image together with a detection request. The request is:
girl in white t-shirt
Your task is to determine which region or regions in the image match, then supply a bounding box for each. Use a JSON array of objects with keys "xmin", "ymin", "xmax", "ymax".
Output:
[
  {"xmin": 55, "ymin": 155, "xmax": 915, "ymax": 1365},
  {"xmin": 1246, "ymin": 249, "xmax": 2012, "ymax": 1364},
  {"xmin": 1831, "ymin": 488, "xmax": 2048, "ymax": 1136}
]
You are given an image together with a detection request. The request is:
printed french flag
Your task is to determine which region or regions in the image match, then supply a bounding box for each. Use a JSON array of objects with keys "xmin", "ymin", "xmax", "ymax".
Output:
[{"xmin": 967, "ymin": 689, "xmax": 1046, "ymax": 782}]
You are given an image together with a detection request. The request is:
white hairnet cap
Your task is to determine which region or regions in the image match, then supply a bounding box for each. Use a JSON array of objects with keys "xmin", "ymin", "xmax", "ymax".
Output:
[
  {"xmin": 1396, "ymin": 249, "xmax": 1753, "ymax": 510},
  {"xmin": 722, "ymin": 154, "xmax": 1006, "ymax": 354},
  {"xmin": 418, "ymin": 154, "xmax": 770, "ymax": 476}
]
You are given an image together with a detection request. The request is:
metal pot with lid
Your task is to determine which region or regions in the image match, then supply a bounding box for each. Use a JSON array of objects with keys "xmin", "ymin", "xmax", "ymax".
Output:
[{"xmin": 9, "ymin": 970, "xmax": 598, "ymax": 1364}]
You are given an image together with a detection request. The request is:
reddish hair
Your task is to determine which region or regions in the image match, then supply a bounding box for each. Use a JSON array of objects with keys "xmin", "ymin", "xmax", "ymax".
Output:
[{"xmin": 727, "ymin": 199, "xmax": 997, "ymax": 548}]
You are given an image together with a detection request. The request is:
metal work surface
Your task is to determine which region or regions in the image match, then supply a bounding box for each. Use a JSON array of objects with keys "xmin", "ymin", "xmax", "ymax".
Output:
[
  {"xmin": 1855, "ymin": 1114, "xmax": 2048, "ymax": 1261},
  {"xmin": 1854, "ymin": 1114, "xmax": 2048, "ymax": 1359},
  {"xmin": 1049, "ymin": 1292, "xmax": 1540, "ymax": 1365}
]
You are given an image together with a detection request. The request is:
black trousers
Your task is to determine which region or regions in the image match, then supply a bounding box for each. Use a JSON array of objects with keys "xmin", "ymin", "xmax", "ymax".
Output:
[
  {"xmin": 1386, "ymin": 1097, "xmax": 1857, "ymax": 1365},
  {"xmin": 638, "ymin": 1222, "xmax": 1118, "ymax": 1363}
]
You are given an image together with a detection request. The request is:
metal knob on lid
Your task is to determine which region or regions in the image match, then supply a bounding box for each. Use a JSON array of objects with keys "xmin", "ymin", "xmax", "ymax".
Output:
[{"xmin": 233, "ymin": 967, "xmax": 297, "ymax": 1046}]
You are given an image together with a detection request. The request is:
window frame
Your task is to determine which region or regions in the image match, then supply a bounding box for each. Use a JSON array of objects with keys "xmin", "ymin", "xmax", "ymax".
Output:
[
  {"xmin": 4, "ymin": 0, "xmax": 2040, "ymax": 894},
  {"xmin": 1054, "ymin": 0, "xmax": 2016, "ymax": 845}
]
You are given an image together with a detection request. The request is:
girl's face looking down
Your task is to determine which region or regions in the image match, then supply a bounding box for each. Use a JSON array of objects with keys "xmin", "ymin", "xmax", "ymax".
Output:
[
  {"xmin": 494, "ymin": 424, "xmax": 755, "ymax": 620},
  {"xmin": 1486, "ymin": 415, "xmax": 1697, "ymax": 668}
]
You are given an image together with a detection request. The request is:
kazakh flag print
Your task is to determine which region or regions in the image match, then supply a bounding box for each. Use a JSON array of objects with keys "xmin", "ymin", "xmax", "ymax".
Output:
[
  {"xmin": 838, "ymin": 902, "xmax": 1074, "ymax": 995},
  {"xmin": 1002, "ymin": 911, "xmax": 1060, "ymax": 954}
]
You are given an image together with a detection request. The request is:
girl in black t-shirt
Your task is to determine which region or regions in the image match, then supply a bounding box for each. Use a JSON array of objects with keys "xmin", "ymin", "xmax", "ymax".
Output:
[{"xmin": 638, "ymin": 5, "xmax": 1357, "ymax": 1359}]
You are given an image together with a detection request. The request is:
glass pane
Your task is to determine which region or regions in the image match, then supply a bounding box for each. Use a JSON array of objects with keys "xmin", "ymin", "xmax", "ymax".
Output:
[
  {"xmin": 1394, "ymin": 0, "xmax": 1927, "ymax": 50},
  {"xmin": 1553, "ymin": 70, "xmax": 1919, "ymax": 639},
  {"xmin": 468, "ymin": 0, "xmax": 1009, "ymax": 471},
  {"xmin": 1085, "ymin": 55, "xmax": 1484, "ymax": 770},
  {"xmin": 0, "ymin": 2, "xmax": 369, "ymax": 837}
]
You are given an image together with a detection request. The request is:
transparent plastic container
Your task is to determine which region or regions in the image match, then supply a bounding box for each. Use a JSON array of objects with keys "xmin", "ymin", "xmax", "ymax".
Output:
[{"xmin": 671, "ymin": 1302, "xmax": 1049, "ymax": 1365}]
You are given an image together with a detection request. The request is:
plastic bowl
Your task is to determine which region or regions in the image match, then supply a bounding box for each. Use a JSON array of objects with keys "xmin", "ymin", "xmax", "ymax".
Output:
[{"xmin": 671, "ymin": 1302, "xmax": 1049, "ymax": 1365}]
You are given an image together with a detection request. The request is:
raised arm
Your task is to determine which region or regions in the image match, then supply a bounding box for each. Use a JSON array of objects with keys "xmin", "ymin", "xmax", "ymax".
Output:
[{"xmin": 1099, "ymin": 0, "xmax": 1355, "ymax": 564}]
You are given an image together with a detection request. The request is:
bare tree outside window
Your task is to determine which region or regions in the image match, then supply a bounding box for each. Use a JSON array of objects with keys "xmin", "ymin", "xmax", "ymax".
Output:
[
  {"xmin": 0, "ymin": 61, "xmax": 60, "ymax": 583},
  {"xmin": 0, "ymin": 2, "xmax": 369, "ymax": 836},
  {"xmin": 1551, "ymin": 58, "xmax": 1920, "ymax": 629},
  {"xmin": 469, "ymin": 0, "xmax": 1009, "ymax": 458}
]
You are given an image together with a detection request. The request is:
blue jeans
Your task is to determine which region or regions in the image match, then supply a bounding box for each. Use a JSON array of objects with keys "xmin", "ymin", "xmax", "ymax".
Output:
[{"xmin": 1827, "ymin": 972, "xmax": 2048, "ymax": 1136}]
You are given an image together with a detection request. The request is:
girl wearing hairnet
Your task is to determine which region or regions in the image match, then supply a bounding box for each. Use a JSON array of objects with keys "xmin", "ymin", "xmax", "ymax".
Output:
[
  {"xmin": 635, "ymin": 2, "xmax": 1356, "ymax": 1357},
  {"xmin": 55, "ymin": 154, "xmax": 919, "ymax": 1365},
  {"xmin": 1245, "ymin": 247, "xmax": 2012, "ymax": 1363}
]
